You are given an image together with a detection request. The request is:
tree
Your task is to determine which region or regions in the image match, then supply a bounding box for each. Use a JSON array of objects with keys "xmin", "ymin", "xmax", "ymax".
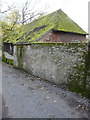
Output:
[
  {"xmin": 0, "ymin": 1, "xmax": 16, "ymax": 43},
  {"xmin": 1, "ymin": 9, "xmax": 21, "ymax": 41},
  {"xmin": 22, "ymin": 0, "xmax": 47, "ymax": 25},
  {"xmin": 0, "ymin": 1, "xmax": 16, "ymax": 60},
  {"xmin": 0, "ymin": 0, "xmax": 15, "ymax": 14},
  {"xmin": 0, "ymin": 21, "xmax": 10, "ymax": 40},
  {"xmin": 6, "ymin": 9, "xmax": 21, "ymax": 31},
  {"xmin": 0, "ymin": 21, "xmax": 11, "ymax": 57}
]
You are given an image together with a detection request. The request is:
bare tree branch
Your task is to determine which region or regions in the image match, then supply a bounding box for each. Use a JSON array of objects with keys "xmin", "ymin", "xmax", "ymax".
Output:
[
  {"xmin": 23, "ymin": 12, "xmax": 40, "ymax": 23},
  {"xmin": 29, "ymin": 0, "xmax": 37, "ymax": 12},
  {"xmin": 0, "ymin": 4, "xmax": 15, "ymax": 13},
  {"xmin": 22, "ymin": 0, "xmax": 38, "ymax": 24},
  {"xmin": 21, "ymin": 0, "xmax": 48, "ymax": 25}
]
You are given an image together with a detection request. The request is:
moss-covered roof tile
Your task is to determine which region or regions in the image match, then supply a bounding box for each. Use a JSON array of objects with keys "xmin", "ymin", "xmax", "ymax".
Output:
[{"xmin": 5, "ymin": 9, "xmax": 87, "ymax": 44}]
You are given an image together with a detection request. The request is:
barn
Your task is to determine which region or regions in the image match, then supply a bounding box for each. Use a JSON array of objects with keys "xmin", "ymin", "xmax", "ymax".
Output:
[{"xmin": 4, "ymin": 9, "xmax": 87, "ymax": 45}]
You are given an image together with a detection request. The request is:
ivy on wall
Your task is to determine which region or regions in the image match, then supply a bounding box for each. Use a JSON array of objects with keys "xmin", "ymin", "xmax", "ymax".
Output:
[
  {"xmin": 68, "ymin": 51, "xmax": 90, "ymax": 99},
  {"xmin": 17, "ymin": 45, "xmax": 24, "ymax": 68}
]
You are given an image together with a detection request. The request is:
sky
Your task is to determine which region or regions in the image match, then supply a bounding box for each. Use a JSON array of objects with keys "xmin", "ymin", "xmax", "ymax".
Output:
[{"xmin": 1, "ymin": 0, "xmax": 90, "ymax": 33}]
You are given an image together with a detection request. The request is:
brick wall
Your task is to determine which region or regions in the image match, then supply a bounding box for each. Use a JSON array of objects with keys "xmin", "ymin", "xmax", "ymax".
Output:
[{"xmin": 39, "ymin": 30, "xmax": 86, "ymax": 42}]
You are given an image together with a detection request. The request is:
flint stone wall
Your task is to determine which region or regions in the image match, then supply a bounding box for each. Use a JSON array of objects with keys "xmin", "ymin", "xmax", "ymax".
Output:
[{"xmin": 14, "ymin": 43, "xmax": 88, "ymax": 85}]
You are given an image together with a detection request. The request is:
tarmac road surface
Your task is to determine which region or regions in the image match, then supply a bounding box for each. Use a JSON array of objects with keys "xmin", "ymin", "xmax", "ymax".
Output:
[{"xmin": 2, "ymin": 62, "xmax": 89, "ymax": 118}]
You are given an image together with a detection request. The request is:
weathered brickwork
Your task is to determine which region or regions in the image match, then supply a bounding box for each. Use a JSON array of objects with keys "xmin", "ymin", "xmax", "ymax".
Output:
[{"xmin": 39, "ymin": 30, "xmax": 86, "ymax": 42}]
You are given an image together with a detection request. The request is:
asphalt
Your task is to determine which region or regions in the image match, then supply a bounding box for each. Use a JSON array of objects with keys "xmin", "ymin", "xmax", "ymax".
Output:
[
  {"xmin": 0, "ymin": 62, "xmax": 2, "ymax": 119},
  {"xmin": 2, "ymin": 62, "xmax": 90, "ymax": 118}
]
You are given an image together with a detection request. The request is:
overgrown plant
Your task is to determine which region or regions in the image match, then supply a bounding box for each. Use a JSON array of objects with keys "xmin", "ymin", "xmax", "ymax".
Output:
[
  {"xmin": 2, "ymin": 53, "xmax": 13, "ymax": 65},
  {"xmin": 17, "ymin": 45, "xmax": 24, "ymax": 68}
]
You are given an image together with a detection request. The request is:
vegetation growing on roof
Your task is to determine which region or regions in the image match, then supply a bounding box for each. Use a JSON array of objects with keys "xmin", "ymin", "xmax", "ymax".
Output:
[{"xmin": 5, "ymin": 9, "xmax": 87, "ymax": 44}]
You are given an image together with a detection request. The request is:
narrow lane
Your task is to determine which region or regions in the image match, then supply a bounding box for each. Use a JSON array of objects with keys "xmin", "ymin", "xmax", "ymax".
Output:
[{"xmin": 2, "ymin": 62, "xmax": 89, "ymax": 118}]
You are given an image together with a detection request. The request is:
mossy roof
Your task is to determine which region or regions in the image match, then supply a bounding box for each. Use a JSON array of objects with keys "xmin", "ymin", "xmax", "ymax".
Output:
[{"xmin": 5, "ymin": 9, "xmax": 87, "ymax": 44}]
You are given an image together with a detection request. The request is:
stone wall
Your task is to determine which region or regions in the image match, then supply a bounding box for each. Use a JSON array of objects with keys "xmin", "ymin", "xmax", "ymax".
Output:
[{"xmin": 14, "ymin": 43, "xmax": 89, "ymax": 85}]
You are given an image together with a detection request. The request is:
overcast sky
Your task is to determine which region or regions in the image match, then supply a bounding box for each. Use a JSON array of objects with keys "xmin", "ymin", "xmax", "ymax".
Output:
[{"xmin": 1, "ymin": 0, "xmax": 90, "ymax": 32}]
